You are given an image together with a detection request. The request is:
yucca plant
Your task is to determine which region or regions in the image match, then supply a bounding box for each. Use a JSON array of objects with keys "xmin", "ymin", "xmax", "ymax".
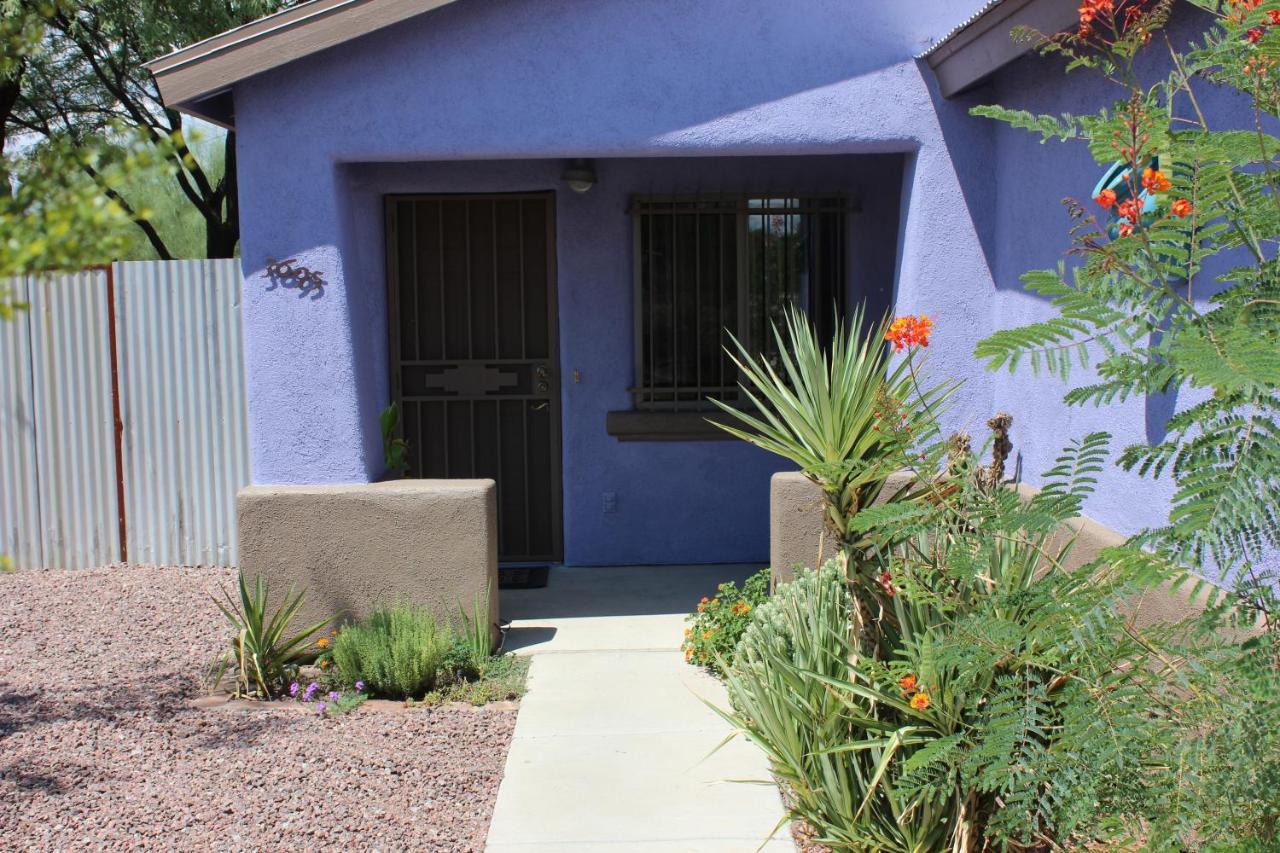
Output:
[
  {"xmin": 721, "ymin": 562, "xmax": 956, "ymax": 852},
  {"xmin": 711, "ymin": 304, "xmax": 953, "ymax": 572},
  {"xmin": 211, "ymin": 573, "xmax": 331, "ymax": 699}
]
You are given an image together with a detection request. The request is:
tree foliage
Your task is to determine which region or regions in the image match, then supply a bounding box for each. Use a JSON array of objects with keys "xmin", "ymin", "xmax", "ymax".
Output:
[
  {"xmin": 1, "ymin": 2, "xmax": 134, "ymax": 293},
  {"xmin": 8, "ymin": 0, "xmax": 295, "ymax": 260},
  {"xmin": 973, "ymin": 0, "xmax": 1280, "ymax": 603}
]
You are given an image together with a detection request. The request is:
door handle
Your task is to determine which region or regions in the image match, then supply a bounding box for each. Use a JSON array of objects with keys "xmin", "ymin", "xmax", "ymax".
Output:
[{"xmin": 531, "ymin": 401, "xmax": 549, "ymax": 411}]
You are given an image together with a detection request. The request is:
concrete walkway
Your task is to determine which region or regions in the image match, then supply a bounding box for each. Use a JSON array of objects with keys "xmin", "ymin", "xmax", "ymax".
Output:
[{"xmin": 485, "ymin": 565, "xmax": 794, "ymax": 852}]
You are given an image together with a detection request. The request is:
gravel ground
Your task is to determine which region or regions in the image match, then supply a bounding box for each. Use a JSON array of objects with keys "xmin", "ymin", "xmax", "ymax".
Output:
[{"xmin": 0, "ymin": 564, "xmax": 517, "ymax": 851}]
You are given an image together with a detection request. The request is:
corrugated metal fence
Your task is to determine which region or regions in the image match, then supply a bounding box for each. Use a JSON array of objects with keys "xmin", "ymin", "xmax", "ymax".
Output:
[{"xmin": 0, "ymin": 260, "xmax": 248, "ymax": 569}]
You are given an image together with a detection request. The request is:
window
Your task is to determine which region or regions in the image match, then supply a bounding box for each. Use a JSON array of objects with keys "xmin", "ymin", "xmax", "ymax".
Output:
[{"xmin": 631, "ymin": 195, "xmax": 847, "ymax": 411}]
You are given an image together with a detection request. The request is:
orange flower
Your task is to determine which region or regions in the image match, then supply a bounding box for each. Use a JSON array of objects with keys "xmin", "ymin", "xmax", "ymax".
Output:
[
  {"xmin": 319, "ymin": 658, "xmax": 330, "ymax": 669},
  {"xmin": 1117, "ymin": 221, "xmax": 1134, "ymax": 238},
  {"xmin": 316, "ymin": 636, "xmax": 330, "ymax": 649},
  {"xmin": 910, "ymin": 692, "xmax": 930, "ymax": 711},
  {"xmin": 684, "ymin": 647, "xmax": 694, "ymax": 662},
  {"xmin": 702, "ymin": 630, "xmax": 714, "ymax": 640},
  {"xmin": 731, "ymin": 601, "xmax": 752, "ymax": 616},
  {"xmin": 885, "ymin": 315, "xmax": 934, "ymax": 351},
  {"xmin": 1171, "ymin": 198, "xmax": 1193, "ymax": 218},
  {"xmin": 1094, "ymin": 188, "xmax": 1117, "ymax": 209},
  {"xmin": 898, "ymin": 674, "xmax": 917, "ymax": 692},
  {"xmin": 1117, "ymin": 197, "xmax": 1144, "ymax": 224},
  {"xmin": 1077, "ymin": 0, "xmax": 1113, "ymax": 36},
  {"xmin": 1141, "ymin": 167, "xmax": 1171, "ymax": 193}
]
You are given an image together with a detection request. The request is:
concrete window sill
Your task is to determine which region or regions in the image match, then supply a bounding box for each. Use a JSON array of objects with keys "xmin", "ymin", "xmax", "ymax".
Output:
[{"xmin": 604, "ymin": 410, "xmax": 743, "ymax": 442}]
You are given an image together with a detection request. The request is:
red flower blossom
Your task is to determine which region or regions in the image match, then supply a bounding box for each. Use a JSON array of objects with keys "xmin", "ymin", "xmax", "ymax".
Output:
[
  {"xmin": 885, "ymin": 315, "xmax": 934, "ymax": 351},
  {"xmin": 878, "ymin": 571, "xmax": 895, "ymax": 597},
  {"xmin": 1095, "ymin": 188, "xmax": 1118, "ymax": 209},
  {"xmin": 1117, "ymin": 221, "xmax": 1135, "ymax": 238},
  {"xmin": 1269, "ymin": 10, "xmax": 1280, "ymax": 25},
  {"xmin": 1142, "ymin": 167, "xmax": 1171, "ymax": 193},
  {"xmin": 1117, "ymin": 197, "xmax": 1144, "ymax": 224},
  {"xmin": 1247, "ymin": 27, "xmax": 1266, "ymax": 43},
  {"xmin": 1171, "ymin": 198, "xmax": 1193, "ymax": 217}
]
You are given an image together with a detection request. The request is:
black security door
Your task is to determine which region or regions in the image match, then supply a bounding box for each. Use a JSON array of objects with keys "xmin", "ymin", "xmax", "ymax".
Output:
[{"xmin": 386, "ymin": 193, "xmax": 562, "ymax": 563}]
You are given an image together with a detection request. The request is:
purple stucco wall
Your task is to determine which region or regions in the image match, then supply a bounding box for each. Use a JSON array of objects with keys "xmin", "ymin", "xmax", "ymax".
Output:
[{"xmin": 232, "ymin": 0, "xmax": 999, "ymax": 565}]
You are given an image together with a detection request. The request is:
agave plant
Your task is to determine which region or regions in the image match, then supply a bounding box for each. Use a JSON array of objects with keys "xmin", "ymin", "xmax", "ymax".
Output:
[
  {"xmin": 710, "ymin": 304, "xmax": 953, "ymax": 572},
  {"xmin": 211, "ymin": 573, "xmax": 331, "ymax": 699}
]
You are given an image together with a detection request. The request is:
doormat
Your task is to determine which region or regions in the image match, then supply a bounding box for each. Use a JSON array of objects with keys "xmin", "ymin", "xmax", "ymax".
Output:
[{"xmin": 499, "ymin": 565, "xmax": 550, "ymax": 590}]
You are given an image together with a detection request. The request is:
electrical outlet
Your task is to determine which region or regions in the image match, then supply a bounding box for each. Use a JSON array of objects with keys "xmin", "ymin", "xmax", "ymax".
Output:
[{"xmin": 602, "ymin": 491, "xmax": 618, "ymax": 514}]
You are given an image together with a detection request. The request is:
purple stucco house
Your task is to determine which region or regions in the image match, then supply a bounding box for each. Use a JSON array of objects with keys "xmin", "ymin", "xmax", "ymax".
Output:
[{"xmin": 147, "ymin": 0, "xmax": 1221, "ymax": 571}]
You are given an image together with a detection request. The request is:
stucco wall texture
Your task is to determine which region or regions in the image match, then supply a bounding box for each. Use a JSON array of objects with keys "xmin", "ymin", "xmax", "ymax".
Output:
[{"xmin": 229, "ymin": 0, "xmax": 1263, "ymax": 569}]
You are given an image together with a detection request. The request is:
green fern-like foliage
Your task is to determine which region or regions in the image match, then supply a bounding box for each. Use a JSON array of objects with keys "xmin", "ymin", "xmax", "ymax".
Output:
[
  {"xmin": 723, "ymin": 422, "xmax": 1208, "ymax": 849},
  {"xmin": 973, "ymin": 1, "xmax": 1280, "ymax": 598}
]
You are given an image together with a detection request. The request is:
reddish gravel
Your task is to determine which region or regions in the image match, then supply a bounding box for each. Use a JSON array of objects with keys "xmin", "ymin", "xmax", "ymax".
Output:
[{"xmin": 0, "ymin": 565, "xmax": 517, "ymax": 851}]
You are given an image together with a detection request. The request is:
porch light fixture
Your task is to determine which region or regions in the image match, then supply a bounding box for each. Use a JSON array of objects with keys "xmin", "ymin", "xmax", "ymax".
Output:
[{"xmin": 561, "ymin": 159, "xmax": 596, "ymax": 193}]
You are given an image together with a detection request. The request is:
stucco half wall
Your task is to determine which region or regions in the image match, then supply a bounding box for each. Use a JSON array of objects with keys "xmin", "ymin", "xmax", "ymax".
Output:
[
  {"xmin": 237, "ymin": 480, "xmax": 500, "ymax": 641},
  {"xmin": 769, "ymin": 471, "xmax": 1222, "ymax": 628}
]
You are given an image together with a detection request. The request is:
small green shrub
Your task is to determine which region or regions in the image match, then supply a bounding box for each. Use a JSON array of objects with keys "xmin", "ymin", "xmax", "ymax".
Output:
[
  {"xmin": 419, "ymin": 655, "xmax": 530, "ymax": 706},
  {"xmin": 0, "ymin": 555, "xmax": 15, "ymax": 574},
  {"xmin": 332, "ymin": 604, "xmax": 451, "ymax": 700},
  {"xmin": 211, "ymin": 573, "xmax": 331, "ymax": 699},
  {"xmin": 681, "ymin": 568, "xmax": 770, "ymax": 676},
  {"xmin": 454, "ymin": 589, "xmax": 494, "ymax": 678},
  {"xmin": 380, "ymin": 403, "xmax": 409, "ymax": 477}
]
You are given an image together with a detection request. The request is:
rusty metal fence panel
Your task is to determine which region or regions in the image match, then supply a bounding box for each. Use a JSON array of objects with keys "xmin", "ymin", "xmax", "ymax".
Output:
[
  {"xmin": 115, "ymin": 259, "xmax": 248, "ymax": 567},
  {"xmin": 0, "ymin": 270, "xmax": 120, "ymax": 569},
  {"xmin": 0, "ymin": 278, "xmax": 43, "ymax": 569},
  {"xmin": 0, "ymin": 260, "xmax": 248, "ymax": 569}
]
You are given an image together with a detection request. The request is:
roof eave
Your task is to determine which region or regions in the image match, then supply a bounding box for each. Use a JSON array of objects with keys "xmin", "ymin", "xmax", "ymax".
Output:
[
  {"xmin": 147, "ymin": 0, "xmax": 459, "ymax": 127},
  {"xmin": 921, "ymin": 0, "xmax": 1079, "ymax": 98}
]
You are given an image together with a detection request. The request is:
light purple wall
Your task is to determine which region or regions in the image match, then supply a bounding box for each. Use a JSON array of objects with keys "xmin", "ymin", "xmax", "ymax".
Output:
[{"xmin": 231, "ymin": 0, "xmax": 1006, "ymax": 564}]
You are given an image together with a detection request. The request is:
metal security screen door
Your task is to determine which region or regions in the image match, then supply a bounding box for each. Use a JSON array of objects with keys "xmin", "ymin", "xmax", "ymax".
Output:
[{"xmin": 386, "ymin": 193, "xmax": 562, "ymax": 563}]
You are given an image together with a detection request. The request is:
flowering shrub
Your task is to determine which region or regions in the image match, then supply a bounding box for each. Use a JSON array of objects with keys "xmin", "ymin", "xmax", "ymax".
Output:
[
  {"xmin": 288, "ymin": 679, "xmax": 368, "ymax": 718},
  {"xmin": 973, "ymin": 0, "xmax": 1280, "ymax": 603},
  {"xmin": 680, "ymin": 568, "xmax": 770, "ymax": 676}
]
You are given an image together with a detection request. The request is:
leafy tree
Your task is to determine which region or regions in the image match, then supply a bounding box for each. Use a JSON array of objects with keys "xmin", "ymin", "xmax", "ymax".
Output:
[
  {"xmin": 9, "ymin": 0, "xmax": 293, "ymax": 260},
  {"xmin": 1, "ymin": 2, "xmax": 134, "ymax": 299},
  {"xmin": 972, "ymin": 0, "xmax": 1280, "ymax": 612}
]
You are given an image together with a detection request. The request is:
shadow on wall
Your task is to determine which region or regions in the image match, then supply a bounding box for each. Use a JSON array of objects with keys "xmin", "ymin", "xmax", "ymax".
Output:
[
  {"xmin": 924, "ymin": 69, "xmax": 1000, "ymax": 281},
  {"xmin": 264, "ymin": 256, "xmax": 329, "ymax": 300}
]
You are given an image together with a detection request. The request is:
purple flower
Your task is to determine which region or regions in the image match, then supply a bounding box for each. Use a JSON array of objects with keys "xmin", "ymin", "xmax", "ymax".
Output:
[
  {"xmin": 354, "ymin": 681, "xmax": 365, "ymax": 692},
  {"xmin": 288, "ymin": 682, "xmax": 299, "ymax": 697},
  {"xmin": 316, "ymin": 702, "xmax": 327, "ymax": 714},
  {"xmin": 328, "ymin": 691, "xmax": 340, "ymax": 702}
]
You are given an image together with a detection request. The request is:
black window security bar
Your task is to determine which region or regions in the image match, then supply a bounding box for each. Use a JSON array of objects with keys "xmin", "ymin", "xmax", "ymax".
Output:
[{"xmin": 630, "ymin": 194, "xmax": 849, "ymax": 411}]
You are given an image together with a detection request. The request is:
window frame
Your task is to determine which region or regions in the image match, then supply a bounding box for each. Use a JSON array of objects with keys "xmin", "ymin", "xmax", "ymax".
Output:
[{"xmin": 628, "ymin": 192, "xmax": 850, "ymax": 413}]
